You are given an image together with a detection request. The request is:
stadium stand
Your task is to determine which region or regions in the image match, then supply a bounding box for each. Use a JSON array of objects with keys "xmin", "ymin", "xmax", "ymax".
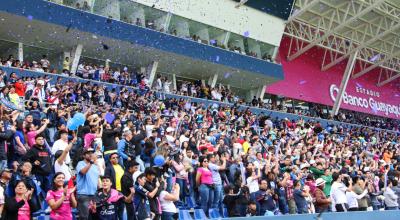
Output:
[{"xmin": 0, "ymin": 0, "xmax": 399, "ymax": 220}]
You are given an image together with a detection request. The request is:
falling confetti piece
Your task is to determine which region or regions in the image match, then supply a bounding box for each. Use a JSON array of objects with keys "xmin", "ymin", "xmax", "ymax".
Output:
[
  {"xmin": 299, "ymin": 80, "xmax": 307, "ymax": 85},
  {"xmin": 216, "ymin": 56, "xmax": 220, "ymax": 62},
  {"xmin": 356, "ymin": 82, "xmax": 362, "ymax": 88},
  {"xmin": 92, "ymin": 35, "xmax": 98, "ymax": 39},
  {"xmin": 243, "ymin": 31, "xmax": 250, "ymax": 37},
  {"xmin": 210, "ymin": 39, "xmax": 216, "ymax": 44},
  {"xmin": 224, "ymin": 72, "xmax": 231, "ymax": 78},
  {"xmin": 27, "ymin": 15, "xmax": 33, "ymax": 21}
]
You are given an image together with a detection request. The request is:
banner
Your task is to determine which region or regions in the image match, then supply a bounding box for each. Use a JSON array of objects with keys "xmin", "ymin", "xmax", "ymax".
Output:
[{"xmin": 267, "ymin": 37, "xmax": 400, "ymax": 119}]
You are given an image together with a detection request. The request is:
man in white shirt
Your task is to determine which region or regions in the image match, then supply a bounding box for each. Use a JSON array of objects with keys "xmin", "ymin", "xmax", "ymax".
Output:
[
  {"xmin": 330, "ymin": 172, "xmax": 351, "ymax": 212},
  {"xmin": 52, "ymin": 130, "xmax": 71, "ymax": 165}
]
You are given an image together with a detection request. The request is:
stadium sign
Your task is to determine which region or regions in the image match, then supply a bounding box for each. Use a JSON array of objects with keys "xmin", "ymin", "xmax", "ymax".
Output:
[{"xmin": 329, "ymin": 84, "xmax": 400, "ymax": 117}]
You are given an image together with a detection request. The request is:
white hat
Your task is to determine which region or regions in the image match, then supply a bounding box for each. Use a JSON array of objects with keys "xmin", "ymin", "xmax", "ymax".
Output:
[
  {"xmin": 316, "ymin": 178, "xmax": 326, "ymax": 186},
  {"xmin": 166, "ymin": 127, "xmax": 174, "ymax": 133},
  {"xmin": 50, "ymin": 88, "xmax": 57, "ymax": 93},
  {"xmin": 37, "ymin": 80, "xmax": 44, "ymax": 85},
  {"xmin": 363, "ymin": 167, "xmax": 370, "ymax": 172},
  {"xmin": 300, "ymin": 163, "xmax": 310, "ymax": 170},
  {"xmin": 309, "ymin": 159, "xmax": 316, "ymax": 165}
]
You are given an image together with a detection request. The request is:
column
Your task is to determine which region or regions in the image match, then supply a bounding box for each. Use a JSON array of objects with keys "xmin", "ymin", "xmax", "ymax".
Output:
[
  {"xmin": 175, "ymin": 20, "xmax": 190, "ymax": 38},
  {"xmin": 18, "ymin": 42, "xmax": 23, "ymax": 62},
  {"xmin": 147, "ymin": 61, "xmax": 158, "ymax": 88},
  {"xmin": 172, "ymin": 74, "xmax": 177, "ymax": 91},
  {"xmin": 259, "ymin": 85, "xmax": 267, "ymax": 100},
  {"xmin": 163, "ymin": 13, "xmax": 172, "ymax": 32},
  {"xmin": 210, "ymin": 74, "xmax": 218, "ymax": 89},
  {"xmin": 223, "ymin": 32, "xmax": 231, "ymax": 48},
  {"xmin": 271, "ymin": 47, "xmax": 279, "ymax": 62},
  {"xmin": 331, "ymin": 51, "xmax": 359, "ymax": 117},
  {"xmin": 70, "ymin": 44, "xmax": 83, "ymax": 75}
]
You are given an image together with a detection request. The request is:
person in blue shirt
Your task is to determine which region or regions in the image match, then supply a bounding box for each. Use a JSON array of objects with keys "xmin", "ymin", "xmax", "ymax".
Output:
[
  {"xmin": 255, "ymin": 179, "xmax": 276, "ymax": 216},
  {"xmin": 76, "ymin": 148, "xmax": 100, "ymax": 220},
  {"xmin": 293, "ymin": 180, "xmax": 310, "ymax": 214}
]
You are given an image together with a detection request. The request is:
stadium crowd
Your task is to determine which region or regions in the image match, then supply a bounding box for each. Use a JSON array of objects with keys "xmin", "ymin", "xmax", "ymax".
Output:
[
  {"xmin": 0, "ymin": 55, "xmax": 398, "ymax": 220},
  {"xmin": 1, "ymin": 54, "xmax": 399, "ymax": 131}
]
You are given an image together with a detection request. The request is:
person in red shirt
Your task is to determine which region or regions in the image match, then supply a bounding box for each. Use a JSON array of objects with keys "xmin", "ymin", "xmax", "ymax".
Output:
[{"xmin": 14, "ymin": 78, "xmax": 26, "ymax": 97}]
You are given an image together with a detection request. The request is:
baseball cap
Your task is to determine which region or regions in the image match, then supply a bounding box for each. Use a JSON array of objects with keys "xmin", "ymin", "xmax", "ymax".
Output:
[{"xmin": 83, "ymin": 148, "xmax": 95, "ymax": 154}]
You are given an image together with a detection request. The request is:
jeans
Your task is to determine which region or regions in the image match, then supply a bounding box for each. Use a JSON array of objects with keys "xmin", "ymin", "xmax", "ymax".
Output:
[
  {"xmin": 175, "ymin": 178, "xmax": 187, "ymax": 202},
  {"xmin": 35, "ymin": 174, "xmax": 52, "ymax": 198},
  {"xmin": 77, "ymin": 195, "xmax": 94, "ymax": 220},
  {"xmin": 135, "ymin": 155, "xmax": 145, "ymax": 172},
  {"xmin": 199, "ymin": 184, "xmax": 214, "ymax": 215},
  {"xmin": 212, "ymin": 184, "xmax": 223, "ymax": 213},
  {"xmin": 48, "ymin": 127, "xmax": 57, "ymax": 144},
  {"xmin": 386, "ymin": 206, "xmax": 399, "ymax": 210},
  {"xmin": 161, "ymin": 212, "xmax": 175, "ymax": 220}
]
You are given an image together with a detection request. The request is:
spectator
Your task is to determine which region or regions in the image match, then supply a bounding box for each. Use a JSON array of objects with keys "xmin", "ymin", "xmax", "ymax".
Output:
[
  {"xmin": 3, "ymin": 180, "xmax": 39, "ymax": 219},
  {"xmin": 53, "ymin": 135, "xmax": 77, "ymax": 182},
  {"xmin": 0, "ymin": 120, "xmax": 15, "ymax": 170},
  {"xmin": 143, "ymin": 167, "xmax": 162, "ymax": 219},
  {"xmin": 330, "ymin": 172, "xmax": 350, "ymax": 212},
  {"xmin": 117, "ymin": 130, "xmax": 136, "ymax": 167},
  {"xmin": 384, "ymin": 179, "xmax": 399, "ymax": 210},
  {"xmin": 25, "ymin": 119, "xmax": 49, "ymax": 148},
  {"xmin": 171, "ymin": 152, "xmax": 188, "ymax": 204},
  {"xmin": 196, "ymin": 156, "xmax": 214, "ymax": 216},
  {"xmin": 293, "ymin": 180, "xmax": 310, "ymax": 214},
  {"xmin": 23, "ymin": 135, "xmax": 52, "ymax": 195},
  {"xmin": 255, "ymin": 179, "xmax": 276, "ymax": 215},
  {"xmin": 76, "ymin": 148, "xmax": 100, "ymax": 220},
  {"xmin": 134, "ymin": 173, "xmax": 160, "ymax": 220},
  {"xmin": 159, "ymin": 182, "xmax": 180, "ymax": 220},
  {"xmin": 46, "ymin": 172, "xmax": 77, "ymax": 220},
  {"xmin": 121, "ymin": 160, "xmax": 139, "ymax": 220},
  {"xmin": 314, "ymin": 178, "xmax": 331, "ymax": 213},
  {"xmin": 105, "ymin": 152, "xmax": 124, "ymax": 191}
]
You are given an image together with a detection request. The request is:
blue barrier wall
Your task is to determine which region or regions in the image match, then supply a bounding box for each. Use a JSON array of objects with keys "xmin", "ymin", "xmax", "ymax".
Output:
[
  {"xmin": 223, "ymin": 210, "xmax": 400, "ymax": 220},
  {"xmin": 0, "ymin": 0, "xmax": 284, "ymax": 80},
  {"xmin": 2, "ymin": 66, "xmax": 398, "ymax": 134}
]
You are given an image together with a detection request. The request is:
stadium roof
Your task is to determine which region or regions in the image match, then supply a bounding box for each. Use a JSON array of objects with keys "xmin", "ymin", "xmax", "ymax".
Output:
[{"xmin": 284, "ymin": 0, "xmax": 400, "ymax": 86}]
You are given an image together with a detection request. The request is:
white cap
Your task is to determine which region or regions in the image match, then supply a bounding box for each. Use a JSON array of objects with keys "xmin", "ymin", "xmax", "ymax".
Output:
[
  {"xmin": 50, "ymin": 88, "xmax": 57, "ymax": 93},
  {"xmin": 37, "ymin": 80, "xmax": 44, "ymax": 85},
  {"xmin": 316, "ymin": 178, "xmax": 326, "ymax": 186},
  {"xmin": 166, "ymin": 127, "xmax": 174, "ymax": 133},
  {"xmin": 309, "ymin": 159, "xmax": 316, "ymax": 165},
  {"xmin": 300, "ymin": 163, "xmax": 310, "ymax": 170}
]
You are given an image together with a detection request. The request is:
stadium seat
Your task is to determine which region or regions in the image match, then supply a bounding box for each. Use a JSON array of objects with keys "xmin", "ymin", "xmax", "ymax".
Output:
[
  {"xmin": 208, "ymin": 208, "xmax": 221, "ymax": 219},
  {"xmin": 186, "ymin": 196, "xmax": 197, "ymax": 208},
  {"xmin": 194, "ymin": 209, "xmax": 208, "ymax": 220},
  {"xmin": 179, "ymin": 209, "xmax": 193, "ymax": 220}
]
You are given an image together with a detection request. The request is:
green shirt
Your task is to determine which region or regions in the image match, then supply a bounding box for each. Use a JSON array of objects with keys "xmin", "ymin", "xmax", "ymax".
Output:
[{"xmin": 321, "ymin": 175, "xmax": 332, "ymax": 197}]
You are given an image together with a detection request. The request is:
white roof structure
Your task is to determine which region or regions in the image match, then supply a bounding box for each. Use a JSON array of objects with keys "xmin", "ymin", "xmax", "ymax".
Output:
[{"xmin": 284, "ymin": 0, "xmax": 400, "ymax": 87}]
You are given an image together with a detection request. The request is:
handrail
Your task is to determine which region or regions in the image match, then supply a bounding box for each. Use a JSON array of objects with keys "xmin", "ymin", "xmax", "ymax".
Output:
[{"xmin": 1, "ymin": 65, "xmax": 398, "ymax": 134}]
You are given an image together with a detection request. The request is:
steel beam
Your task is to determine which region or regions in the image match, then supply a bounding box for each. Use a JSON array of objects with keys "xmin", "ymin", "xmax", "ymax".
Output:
[
  {"xmin": 353, "ymin": 50, "xmax": 400, "ymax": 78},
  {"xmin": 377, "ymin": 72, "xmax": 400, "ymax": 86},
  {"xmin": 287, "ymin": 0, "xmax": 385, "ymax": 61},
  {"xmin": 322, "ymin": 22, "xmax": 400, "ymax": 71},
  {"xmin": 331, "ymin": 51, "xmax": 358, "ymax": 117}
]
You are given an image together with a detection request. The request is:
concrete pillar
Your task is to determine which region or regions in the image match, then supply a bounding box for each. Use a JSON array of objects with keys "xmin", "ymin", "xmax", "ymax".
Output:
[
  {"xmin": 140, "ymin": 67, "xmax": 146, "ymax": 74},
  {"xmin": 223, "ymin": 32, "xmax": 231, "ymax": 48},
  {"xmin": 259, "ymin": 85, "xmax": 267, "ymax": 100},
  {"xmin": 18, "ymin": 42, "xmax": 23, "ymax": 62},
  {"xmin": 147, "ymin": 61, "xmax": 158, "ymax": 88},
  {"xmin": 70, "ymin": 44, "xmax": 83, "ymax": 75},
  {"xmin": 331, "ymin": 51, "xmax": 358, "ymax": 117},
  {"xmin": 210, "ymin": 74, "xmax": 218, "ymax": 89},
  {"xmin": 105, "ymin": 59, "xmax": 110, "ymax": 68},
  {"xmin": 172, "ymin": 74, "xmax": 177, "ymax": 91},
  {"xmin": 271, "ymin": 46, "xmax": 279, "ymax": 61},
  {"xmin": 201, "ymin": 80, "xmax": 206, "ymax": 87},
  {"xmin": 163, "ymin": 13, "xmax": 172, "ymax": 32},
  {"xmin": 227, "ymin": 85, "xmax": 230, "ymax": 90}
]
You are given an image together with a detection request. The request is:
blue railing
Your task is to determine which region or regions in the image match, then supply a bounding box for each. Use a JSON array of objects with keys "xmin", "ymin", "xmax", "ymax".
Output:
[{"xmin": 1, "ymin": 66, "xmax": 399, "ymax": 134}]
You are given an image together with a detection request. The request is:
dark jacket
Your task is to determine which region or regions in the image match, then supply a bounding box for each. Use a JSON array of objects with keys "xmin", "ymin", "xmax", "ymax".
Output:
[
  {"xmin": 131, "ymin": 130, "xmax": 146, "ymax": 156},
  {"xmin": 121, "ymin": 172, "xmax": 134, "ymax": 204},
  {"xmin": 102, "ymin": 128, "xmax": 121, "ymax": 152},
  {"xmin": 3, "ymin": 196, "xmax": 40, "ymax": 220},
  {"xmin": 104, "ymin": 161, "xmax": 124, "ymax": 190},
  {"xmin": 0, "ymin": 130, "xmax": 14, "ymax": 160},
  {"xmin": 23, "ymin": 144, "xmax": 52, "ymax": 176}
]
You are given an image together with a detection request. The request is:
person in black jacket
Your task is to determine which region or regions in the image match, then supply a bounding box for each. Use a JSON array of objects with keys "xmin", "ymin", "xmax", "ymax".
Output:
[
  {"xmin": 121, "ymin": 160, "xmax": 139, "ymax": 220},
  {"xmin": 0, "ymin": 121, "xmax": 15, "ymax": 170},
  {"xmin": 3, "ymin": 180, "xmax": 40, "ymax": 219},
  {"xmin": 102, "ymin": 124, "xmax": 122, "ymax": 162},
  {"xmin": 22, "ymin": 135, "xmax": 52, "ymax": 196},
  {"xmin": 143, "ymin": 167, "xmax": 162, "ymax": 220}
]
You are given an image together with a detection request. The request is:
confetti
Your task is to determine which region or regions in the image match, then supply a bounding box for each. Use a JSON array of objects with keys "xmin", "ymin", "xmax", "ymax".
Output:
[
  {"xmin": 299, "ymin": 80, "xmax": 307, "ymax": 85},
  {"xmin": 216, "ymin": 56, "xmax": 220, "ymax": 62},
  {"xmin": 27, "ymin": 15, "xmax": 33, "ymax": 21},
  {"xmin": 243, "ymin": 31, "xmax": 250, "ymax": 37},
  {"xmin": 356, "ymin": 82, "xmax": 362, "ymax": 88}
]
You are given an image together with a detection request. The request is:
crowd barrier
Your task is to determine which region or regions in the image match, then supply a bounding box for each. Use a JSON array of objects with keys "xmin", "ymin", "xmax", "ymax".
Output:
[
  {"xmin": 221, "ymin": 210, "xmax": 400, "ymax": 220},
  {"xmin": 1, "ymin": 66, "xmax": 399, "ymax": 135}
]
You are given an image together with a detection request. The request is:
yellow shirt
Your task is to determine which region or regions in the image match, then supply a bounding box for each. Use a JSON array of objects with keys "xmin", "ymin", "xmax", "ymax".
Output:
[
  {"xmin": 63, "ymin": 60, "xmax": 70, "ymax": 71},
  {"xmin": 113, "ymin": 164, "xmax": 124, "ymax": 191}
]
